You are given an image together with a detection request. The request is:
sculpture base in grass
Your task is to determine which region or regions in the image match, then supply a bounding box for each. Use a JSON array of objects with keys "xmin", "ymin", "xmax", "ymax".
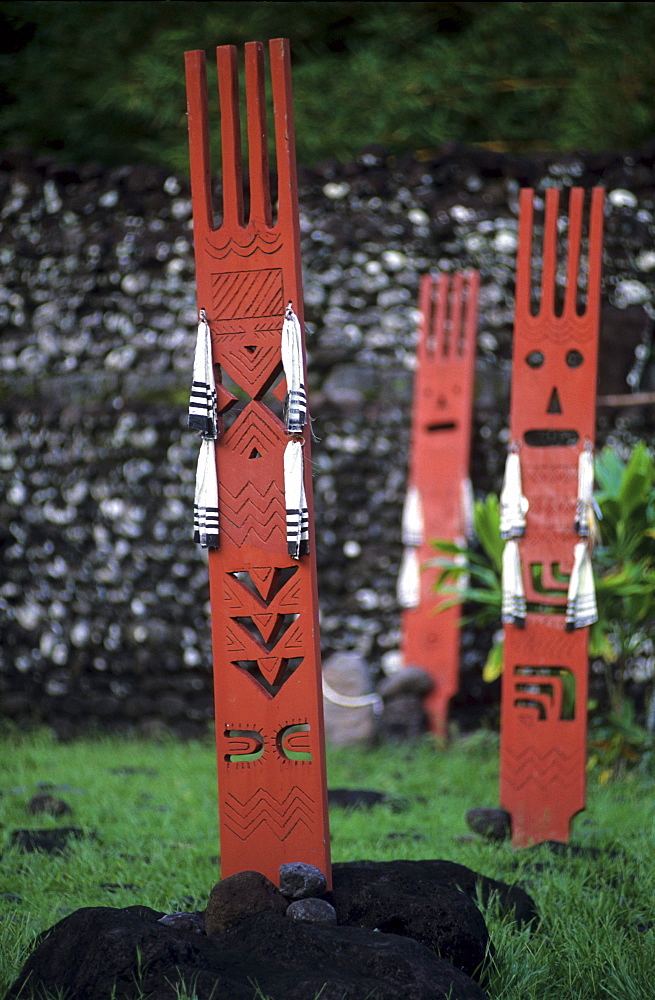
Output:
[{"xmin": 7, "ymin": 860, "xmax": 536, "ymax": 1000}]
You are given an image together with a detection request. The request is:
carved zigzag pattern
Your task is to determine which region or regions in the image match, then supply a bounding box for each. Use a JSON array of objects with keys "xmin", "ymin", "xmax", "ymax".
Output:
[
  {"xmin": 220, "ymin": 481, "xmax": 284, "ymax": 546},
  {"xmin": 223, "ymin": 785, "xmax": 315, "ymax": 841},
  {"xmin": 503, "ymin": 746, "xmax": 580, "ymax": 791}
]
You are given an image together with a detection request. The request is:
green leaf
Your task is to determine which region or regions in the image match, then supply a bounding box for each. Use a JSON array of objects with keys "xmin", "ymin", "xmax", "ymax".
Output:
[{"xmin": 482, "ymin": 640, "xmax": 504, "ymax": 682}]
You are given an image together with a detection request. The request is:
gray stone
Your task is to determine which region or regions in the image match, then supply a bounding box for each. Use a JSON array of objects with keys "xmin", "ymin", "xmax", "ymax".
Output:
[
  {"xmin": 279, "ymin": 862, "xmax": 328, "ymax": 901},
  {"xmin": 379, "ymin": 693, "xmax": 427, "ymax": 741},
  {"xmin": 157, "ymin": 911, "xmax": 205, "ymax": 934},
  {"xmin": 286, "ymin": 898, "xmax": 338, "ymax": 924},
  {"xmin": 378, "ymin": 666, "xmax": 434, "ymax": 699},
  {"xmin": 322, "ymin": 651, "xmax": 378, "ymax": 747}
]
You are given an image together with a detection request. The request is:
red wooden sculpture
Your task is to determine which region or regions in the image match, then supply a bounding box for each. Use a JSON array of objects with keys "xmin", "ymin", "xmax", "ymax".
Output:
[
  {"xmin": 500, "ymin": 187, "xmax": 604, "ymax": 846},
  {"xmin": 185, "ymin": 40, "xmax": 331, "ymax": 885},
  {"xmin": 399, "ymin": 271, "xmax": 479, "ymax": 737}
]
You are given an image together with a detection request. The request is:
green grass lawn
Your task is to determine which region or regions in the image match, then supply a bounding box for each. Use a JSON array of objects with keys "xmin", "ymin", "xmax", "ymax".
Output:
[{"xmin": 2, "ymin": 729, "xmax": 655, "ymax": 999}]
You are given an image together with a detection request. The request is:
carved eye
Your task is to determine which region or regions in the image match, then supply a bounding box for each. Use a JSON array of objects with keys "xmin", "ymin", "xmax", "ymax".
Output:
[
  {"xmin": 566, "ymin": 350, "xmax": 583, "ymax": 368},
  {"xmin": 526, "ymin": 350, "xmax": 544, "ymax": 368}
]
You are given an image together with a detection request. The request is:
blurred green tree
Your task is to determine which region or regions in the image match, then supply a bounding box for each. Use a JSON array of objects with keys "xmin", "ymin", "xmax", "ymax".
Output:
[{"xmin": 0, "ymin": 1, "xmax": 654, "ymax": 169}]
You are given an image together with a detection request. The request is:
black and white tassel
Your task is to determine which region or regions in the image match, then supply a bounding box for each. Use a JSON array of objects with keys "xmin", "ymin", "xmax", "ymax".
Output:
[
  {"xmin": 461, "ymin": 476, "xmax": 475, "ymax": 541},
  {"xmin": 574, "ymin": 442, "xmax": 599, "ymax": 540},
  {"xmin": 188, "ymin": 309, "xmax": 217, "ymax": 438},
  {"xmin": 500, "ymin": 448, "xmax": 529, "ymax": 540},
  {"xmin": 401, "ymin": 484, "xmax": 424, "ymax": 547},
  {"xmin": 189, "ymin": 310, "xmax": 219, "ymax": 549},
  {"xmin": 566, "ymin": 541, "xmax": 598, "ymax": 630},
  {"xmin": 281, "ymin": 302, "xmax": 307, "ymax": 434},
  {"xmin": 193, "ymin": 438, "xmax": 219, "ymax": 549},
  {"xmin": 501, "ymin": 539, "xmax": 526, "ymax": 627},
  {"xmin": 397, "ymin": 546, "xmax": 421, "ymax": 609},
  {"xmin": 284, "ymin": 439, "xmax": 309, "ymax": 559}
]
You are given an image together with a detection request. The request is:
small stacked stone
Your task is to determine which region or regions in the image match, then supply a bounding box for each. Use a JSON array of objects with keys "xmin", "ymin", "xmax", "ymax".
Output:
[{"xmin": 204, "ymin": 863, "xmax": 336, "ymax": 936}]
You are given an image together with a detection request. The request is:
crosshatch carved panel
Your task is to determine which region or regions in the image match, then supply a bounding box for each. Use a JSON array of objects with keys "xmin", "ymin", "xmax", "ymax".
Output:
[
  {"xmin": 500, "ymin": 187, "xmax": 603, "ymax": 847},
  {"xmin": 185, "ymin": 40, "xmax": 330, "ymax": 885},
  {"xmin": 212, "ymin": 268, "xmax": 284, "ymax": 319}
]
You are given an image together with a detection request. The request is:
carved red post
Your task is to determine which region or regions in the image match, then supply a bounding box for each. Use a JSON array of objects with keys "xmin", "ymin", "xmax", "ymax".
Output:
[
  {"xmin": 500, "ymin": 187, "xmax": 604, "ymax": 846},
  {"xmin": 399, "ymin": 271, "xmax": 479, "ymax": 737},
  {"xmin": 185, "ymin": 40, "xmax": 331, "ymax": 885}
]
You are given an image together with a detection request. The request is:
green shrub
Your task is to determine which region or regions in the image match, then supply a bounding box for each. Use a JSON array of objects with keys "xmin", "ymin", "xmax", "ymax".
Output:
[{"xmin": 431, "ymin": 444, "xmax": 655, "ymax": 739}]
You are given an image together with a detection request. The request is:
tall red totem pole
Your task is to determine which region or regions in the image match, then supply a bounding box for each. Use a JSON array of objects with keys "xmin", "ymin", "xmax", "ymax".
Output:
[
  {"xmin": 185, "ymin": 41, "xmax": 331, "ymax": 885},
  {"xmin": 500, "ymin": 187, "xmax": 604, "ymax": 846},
  {"xmin": 399, "ymin": 272, "xmax": 479, "ymax": 737}
]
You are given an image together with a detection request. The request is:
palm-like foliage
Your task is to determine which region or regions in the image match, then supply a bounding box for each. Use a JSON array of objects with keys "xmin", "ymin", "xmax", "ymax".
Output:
[{"xmin": 431, "ymin": 445, "xmax": 655, "ymax": 708}]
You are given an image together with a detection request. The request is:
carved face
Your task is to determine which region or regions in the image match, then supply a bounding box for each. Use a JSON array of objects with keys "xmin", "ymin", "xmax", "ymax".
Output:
[
  {"xmin": 511, "ymin": 185, "xmax": 603, "ymax": 449},
  {"xmin": 517, "ymin": 335, "xmax": 591, "ymax": 448}
]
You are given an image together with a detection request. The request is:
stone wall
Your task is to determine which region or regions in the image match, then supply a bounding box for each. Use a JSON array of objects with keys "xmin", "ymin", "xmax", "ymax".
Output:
[{"xmin": 1, "ymin": 144, "xmax": 654, "ymax": 737}]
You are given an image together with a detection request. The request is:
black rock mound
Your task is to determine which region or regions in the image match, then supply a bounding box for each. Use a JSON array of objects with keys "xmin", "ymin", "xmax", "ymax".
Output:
[{"xmin": 6, "ymin": 859, "xmax": 536, "ymax": 1000}]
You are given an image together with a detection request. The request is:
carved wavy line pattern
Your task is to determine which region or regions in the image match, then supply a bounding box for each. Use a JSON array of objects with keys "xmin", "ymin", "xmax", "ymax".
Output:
[
  {"xmin": 522, "ymin": 315, "xmax": 596, "ymax": 344},
  {"xmin": 220, "ymin": 481, "xmax": 285, "ymax": 547},
  {"xmin": 223, "ymin": 785, "xmax": 315, "ymax": 841},
  {"xmin": 205, "ymin": 226, "xmax": 281, "ymax": 260},
  {"xmin": 211, "ymin": 269, "xmax": 283, "ymax": 321}
]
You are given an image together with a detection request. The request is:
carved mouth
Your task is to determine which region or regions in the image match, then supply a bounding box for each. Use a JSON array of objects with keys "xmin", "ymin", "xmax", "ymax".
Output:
[
  {"xmin": 425, "ymin": 421, "xmax": 457, "ymax": 433},
  {"xmin": 524, "ymin": 429, "xmax": 579, "ymax": 447}
]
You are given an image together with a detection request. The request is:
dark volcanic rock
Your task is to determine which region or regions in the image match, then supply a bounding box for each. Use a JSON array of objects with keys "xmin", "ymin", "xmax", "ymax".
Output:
[
  {"xmin": 9, "ymin": 827, "xmax": 87, "ymax": 854},
  {"xmin": 27, "ymin": 793, "xmax": 73, "ymax": 818},
  {"xmin": 466, "ymin": 807, "xmax": 512, "ymax": 841},
  {"xmin": 204, "ymin": 869, "xmax": 288, "ymax": 935},
  {"xmin": 330, "ymin": 861, "xmax": 491, "ymax": 978},
  {"xmin": 328, "ymin": 788, "xmax": 389, "ymax": 809},
  {"xmin": 6, "ymin": 905, "xmax": 488, "ymax": 1000},
  {"xmin": 331, "ymin": 859, "xmax": 538, "ymax": 939}
]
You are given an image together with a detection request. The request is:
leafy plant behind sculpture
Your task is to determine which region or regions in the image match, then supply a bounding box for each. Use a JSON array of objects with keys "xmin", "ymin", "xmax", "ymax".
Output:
[
  {"xmin": 431, "ymin": 444, "xmax": 655, "ymax": 724},
  {"xmin": 591, "ymin": 442, "xmax": 655, "ymax": 716}
]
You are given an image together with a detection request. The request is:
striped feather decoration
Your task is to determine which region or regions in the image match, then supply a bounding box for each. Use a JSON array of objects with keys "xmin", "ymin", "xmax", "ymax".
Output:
[
  {"xmin": 193, "ymin": 437, "xmax": 219, "ymax": 549},
  {"xmin": 566, "ymin": 541, "xmax": 598, "ymax": 630},
  {"xmin": 281, "ymin": 302, "xmax": 307, "ymax": 434},
  {"xmin": 500, "ymin": 449, "xmax": 529, "ymax": 540},
  {"xmin": 188, "ymin": 310, "xmax": 217, "ymax": 438},
  {"xmin": 284, "ymin": 439, "xmax": 309, "ymax": 559},
  {"xmin": 501, "ymin": 539, "xmax": 526, "ymax": 627}
]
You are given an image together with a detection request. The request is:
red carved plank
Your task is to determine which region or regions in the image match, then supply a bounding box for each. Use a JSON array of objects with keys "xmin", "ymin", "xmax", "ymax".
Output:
[
  {"xmin": 185, "ymin": 41, "xmax": 330, "ymax": 886},
  {"xmin": 400, "ymin": 271, "xmax": 479, "ymax": 737},
  {"xmin": 500, "ymin": 187, "xmax": 604, "ymax": 846}
]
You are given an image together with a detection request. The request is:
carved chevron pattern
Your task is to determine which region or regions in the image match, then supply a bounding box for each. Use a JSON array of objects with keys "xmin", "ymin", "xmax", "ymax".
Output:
[
  {"xmin": 211, "ymin": 268, "xmax": 283, "ymax": 320},
  {"xmin": 222, "ymin": 404, "xmax": 284, "ymax": 458},
  {"xmin": 223, "ymin": 785, "xmax": 315, "ymax": 841},
  {"xmin": 220, "ymin": 481, "xmax": 285, "ymax": 547},
  {"xmin": 224, "ymin": 567, "xmax": 299, "ymax": 611},
  {"xmin": 220, "ymin": 342, "xmax": 281, "ymax": 398},
  {"xmin": 503, "ymin": 746, "xmax": 580, "ymax": 791}
]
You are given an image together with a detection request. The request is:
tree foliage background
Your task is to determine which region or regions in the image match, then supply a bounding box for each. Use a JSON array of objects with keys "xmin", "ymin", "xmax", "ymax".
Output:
[{"xmin": 0, "ymin": 1, "xmax": 654, "ymax": 170}]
